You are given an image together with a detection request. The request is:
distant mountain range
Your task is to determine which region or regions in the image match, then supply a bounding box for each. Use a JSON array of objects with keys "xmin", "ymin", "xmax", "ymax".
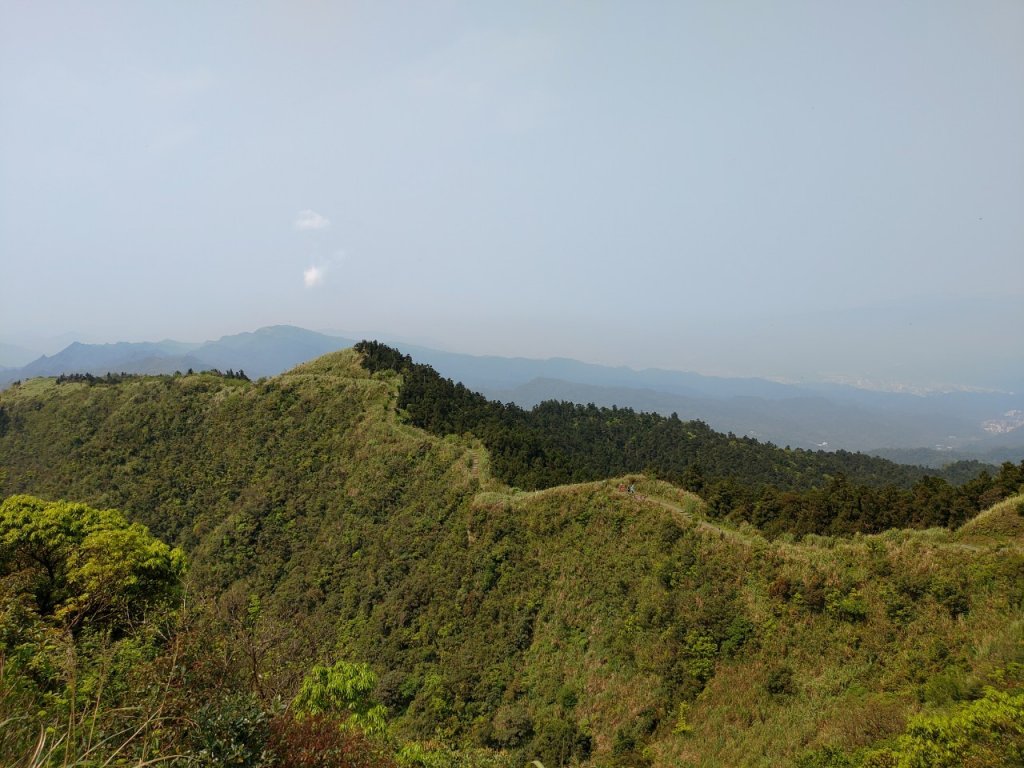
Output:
[
  {"xmin": 1, "ymin": 324, "xmax": 1021, "ymax": 463},
  {"xmin": 0, "ymin": 326, "xmax": 356, "ymax": 384}
]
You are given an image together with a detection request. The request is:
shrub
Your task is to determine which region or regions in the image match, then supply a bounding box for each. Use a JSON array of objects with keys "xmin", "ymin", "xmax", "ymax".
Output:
[
  {"xmin": 826, "ymin": 589, "xmax": 868, "ymax": 623},
  {"xmin": 529, "ymin": 716, "xmax": 592, "ymax": 768},
  {"xmin": 765, "ymin": 666, "xmax": 796, "ymax": 697},
  {"xmin": 189, "ymin": 692, "xmax": 271, "ymax": 767}
]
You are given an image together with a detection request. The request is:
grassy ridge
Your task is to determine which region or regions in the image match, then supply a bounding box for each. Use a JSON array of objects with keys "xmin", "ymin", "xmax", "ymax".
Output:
[
  {"xmin": 1, "ymin": 350, "xmax": 1023, "ymax": 765},
  {"xmin": 354, "ymin": 341, "xmax": 1023, "ymax": 537}
]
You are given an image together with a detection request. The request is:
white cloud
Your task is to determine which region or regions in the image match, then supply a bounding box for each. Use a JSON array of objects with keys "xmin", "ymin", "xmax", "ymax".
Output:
[
  {"xmin": 303, "ymin": 265, "xmax": 325, "ymax": 288},
  {"xmin": 294, "ymin": 209, "xmax": 331, "ymax": 231}
]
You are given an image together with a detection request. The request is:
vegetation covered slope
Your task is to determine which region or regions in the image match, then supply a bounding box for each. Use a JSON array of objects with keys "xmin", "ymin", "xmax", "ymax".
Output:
[
  {"xmin": 355, "ymin": 341, "xmax": 1023, "ymax": 536},
  {"xmin": 1, "ymin": 349, "xmax": 1023, "ymax": 766}
]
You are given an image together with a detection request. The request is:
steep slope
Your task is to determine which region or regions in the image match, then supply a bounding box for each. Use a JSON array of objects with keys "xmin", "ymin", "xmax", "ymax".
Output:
[
  {"xmin": 0, "ymin": 351, "xmax": 1022, "ymax": 766},
  {"xmin": 493, "ymin": 483, "xmax": 1024, "ymax": 766}
]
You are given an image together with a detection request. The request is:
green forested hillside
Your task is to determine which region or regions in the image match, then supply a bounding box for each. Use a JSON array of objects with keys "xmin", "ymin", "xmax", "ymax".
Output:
[
  {"xmin": 1, "ymin": 349, "xmax": 1023, "ymax": 766},
  {"xmin": 356, "ymin": 341, "xmax": 1023, "ymax": 535}
]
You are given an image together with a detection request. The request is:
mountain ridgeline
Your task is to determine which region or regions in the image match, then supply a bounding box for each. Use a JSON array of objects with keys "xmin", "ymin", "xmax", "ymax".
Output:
[
  {"xmin": 6, "ymin": 325, "xmax": 1022, "ymax": 461},
  {"xmin": 355, "ymin": 341, "xmax": 1023, "ymax": 536},
  {"xmin": 0, "ymin": 347, "xmax": 1023, "ymax": 766}
]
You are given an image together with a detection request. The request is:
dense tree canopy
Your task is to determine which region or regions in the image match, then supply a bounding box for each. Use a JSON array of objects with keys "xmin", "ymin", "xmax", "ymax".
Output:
[{"xmin": 0, "ymin": 494, "xmax": 185, "ymax": 632}]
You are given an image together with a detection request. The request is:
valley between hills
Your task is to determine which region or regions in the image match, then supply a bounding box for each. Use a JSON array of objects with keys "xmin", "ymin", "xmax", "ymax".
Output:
[{"xmin": 1, "ymin": 347, "xmax": 1022, "ymax": 767}]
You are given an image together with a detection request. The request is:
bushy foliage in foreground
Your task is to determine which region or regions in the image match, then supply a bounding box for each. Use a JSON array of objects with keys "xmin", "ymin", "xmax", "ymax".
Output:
[
  {"xmin": 0, "ymin": 495, "xmax": 488, "ymax": 767},
  {"xmin": 0, "ymin": 495, "xmax": 185, "ymax": 765},
  {"xmin": 0, "ymin": 494, "xmax": 185, "ymax": 630}
]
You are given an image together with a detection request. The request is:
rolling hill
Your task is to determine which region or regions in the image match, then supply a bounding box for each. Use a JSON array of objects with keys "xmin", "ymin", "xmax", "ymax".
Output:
[
  {"xmin": 1, "ymin": 348, "xmax": 1022, "ymax": 766},
  {"xmin": 3, "ymin": 325, "xmax": 1021, "ymax": 461}
]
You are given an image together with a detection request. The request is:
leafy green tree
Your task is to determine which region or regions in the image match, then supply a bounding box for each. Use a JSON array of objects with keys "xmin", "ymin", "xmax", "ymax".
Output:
[
  {"xmin": 294, "ymin": 660, "xmax": 389, "ymax": 737},
  {"xmin": 0, "ymin": 494, "xmax": 185, "ymax": 632},
  {"xmin": 0, "ymin": 495, "xmax": 188, "ymax": 766}
]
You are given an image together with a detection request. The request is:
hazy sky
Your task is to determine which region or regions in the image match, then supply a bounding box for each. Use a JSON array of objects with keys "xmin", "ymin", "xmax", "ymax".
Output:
[{"xmin": 2, "ymin": 2, "xmax": 1022, "ymax": 387}]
